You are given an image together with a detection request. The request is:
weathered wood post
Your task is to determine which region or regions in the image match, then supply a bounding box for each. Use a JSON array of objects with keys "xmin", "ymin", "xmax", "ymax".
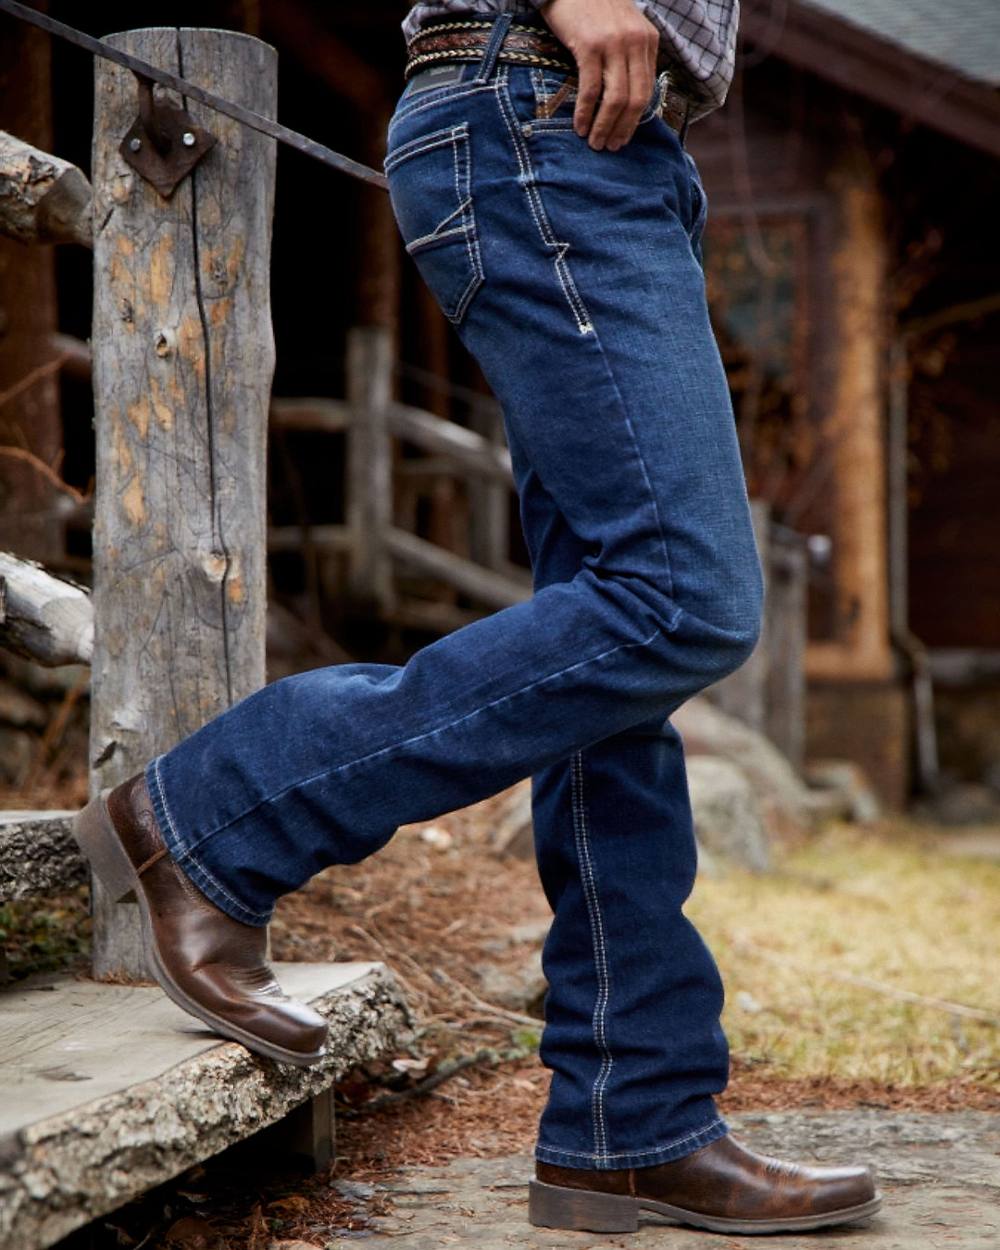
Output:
[
  {"xmin": 90, "ymin": 29, "xmax": 277, "ymax": 979},
  {"xmin": 708, "ymin": 499, "xmax": 771, "ymax": 731},
  {"xmin": 764, "ymin": 529, "xmax": 808, "ymax": 769},
  {"xmin": 346, "ymin": 326, "xmax": 395, "ymax": 615},
  {"xmin": 467, "ymin": 399, "xmax": 509, "ymax": 572}
]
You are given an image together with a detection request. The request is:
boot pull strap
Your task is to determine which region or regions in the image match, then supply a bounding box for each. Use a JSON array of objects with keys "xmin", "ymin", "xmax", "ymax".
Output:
[{"xmin": 135, "ymin": 845, "xmax": 169, "ymax": 876}]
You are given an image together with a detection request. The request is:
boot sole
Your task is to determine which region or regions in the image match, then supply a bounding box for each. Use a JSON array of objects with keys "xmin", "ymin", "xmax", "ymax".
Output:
[
  {"xmin": 73, "ymin": 790, "xmax": 327, "ymax": 1069},
  {"xmin": 528, "ymin": 1179, "xmax": 883, "ymax": 1235}
]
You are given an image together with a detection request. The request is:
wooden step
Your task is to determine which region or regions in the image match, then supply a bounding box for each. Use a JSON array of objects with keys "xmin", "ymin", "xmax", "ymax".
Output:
[
  {"xmin": 0, "ymin": 961, "xmax": 412, "ymax": 1250},
  {"xmin": 0, "ymin": 811, "xmax": 84, "ymax": 903}
]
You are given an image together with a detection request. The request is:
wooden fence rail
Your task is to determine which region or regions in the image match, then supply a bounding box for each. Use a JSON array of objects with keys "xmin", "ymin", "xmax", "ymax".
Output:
[{"xmin": 43, "ymin": 326, "xmax": 529, "ymax": 624}]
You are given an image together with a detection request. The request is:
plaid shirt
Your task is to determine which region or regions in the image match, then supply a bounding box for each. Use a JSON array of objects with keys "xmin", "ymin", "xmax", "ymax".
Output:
[{"xmin": 401, "ymin": 1, "xmax": 739, "ymax": 118}]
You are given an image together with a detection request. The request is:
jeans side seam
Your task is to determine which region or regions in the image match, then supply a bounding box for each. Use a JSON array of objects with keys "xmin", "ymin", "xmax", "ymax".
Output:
[
  {"xmin": 495, "ymin": 77, "xmax": 675, "ymax": 591},
  {"xmin": 169, "ymin": 621, "xmax": 671, "ymax": 864},
  {"xmin": 571, "ymin": 750, "xmax": 614, "ymax": 1160},
  {"xmin": 530, "ymin": 215, "xmax": 677, "ymax": 600},
  {"xmin": 495, "ymin": 74, "xmax": 594, "ymax": 335}
]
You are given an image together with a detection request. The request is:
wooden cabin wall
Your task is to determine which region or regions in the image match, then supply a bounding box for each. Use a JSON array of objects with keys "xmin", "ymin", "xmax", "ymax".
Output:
[
  {"xmin": 689, "ymin": 62, "xmax": 906, "ymax": 803},
  {"xmin": 888, "ymin": 126, "xmax": 1000, "ymax": 654},
  {"xmin": 690, "ymin": 63, "xmax": 892, "ymax": 676},
  {"xmin": 0, "ymin": 20, "xmax": 63, "ymax": 564},
  {"xmin": 889, "ymin": 126, "xmax": 1000, "ymax": 790},
  {"xmin": 690, "ymin": 55, "xmax": 1000, "ymax": 801}
]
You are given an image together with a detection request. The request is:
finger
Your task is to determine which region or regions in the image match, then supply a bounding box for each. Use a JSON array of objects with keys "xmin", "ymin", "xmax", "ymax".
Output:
[
  {"xmin": 588, "ymin": 47, "xmax": 629, "ymax": 150},
  {"xmin": 606, "ymin": 44, "xmax": 654, "ymax": 150},
  {"xmin": 573, "ymin": 46, "xmax": 602, "ymax": 137}
]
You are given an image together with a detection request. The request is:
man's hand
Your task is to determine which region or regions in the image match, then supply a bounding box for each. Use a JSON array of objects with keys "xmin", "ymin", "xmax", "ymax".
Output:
[{"xmin": 540, "ymin": 0, "xmax": 659, "ymax": 151}]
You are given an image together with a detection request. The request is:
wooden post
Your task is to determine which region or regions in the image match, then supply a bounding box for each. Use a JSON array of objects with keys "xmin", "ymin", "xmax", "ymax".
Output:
[
  {"xmin": 346, "ymin": 326, "xmax": 394, "ymax": 614},
  {"xmin": 708, "ymin": 499, "xmax": 770, "ymax": 731},
  {"xmin": 246, "ymin": 1088, "xmax": 336, "ymax": 1172},
  {"xmin": 467, "ymin": 398, "xmax": 509, "ymax": 572},
  {"xmin": 764, "ymin": 533, "xmax": 808, "ymax": 768},
  {"xmin": 89, "ymin": 29, "xmax": 277, "ymax": 979},
  {"xmin": 806, "ymin": 140, "xmax": 892, "ymax": 682}
]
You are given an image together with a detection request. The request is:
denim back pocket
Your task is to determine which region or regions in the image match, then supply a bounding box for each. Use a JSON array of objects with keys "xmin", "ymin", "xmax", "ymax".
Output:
[{"xmin": 384, "ymin": 121, "xmax": 484, "ymax": 325}]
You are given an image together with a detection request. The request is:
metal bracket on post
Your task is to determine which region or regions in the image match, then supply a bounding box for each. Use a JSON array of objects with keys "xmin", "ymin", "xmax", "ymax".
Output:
[{"xmin": 119, "ymin": 73, "xmax": 216, "ymax": 199}]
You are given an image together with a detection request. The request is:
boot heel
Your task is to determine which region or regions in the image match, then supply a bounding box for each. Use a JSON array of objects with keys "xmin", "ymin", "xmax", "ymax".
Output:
[
  {"xmin": 73, "ymin": 791, "xmax": 138, "ymax": 903},
  {"xmin": 528, "ymin": 1180, "xmax": 639, "ymax": 1233}
]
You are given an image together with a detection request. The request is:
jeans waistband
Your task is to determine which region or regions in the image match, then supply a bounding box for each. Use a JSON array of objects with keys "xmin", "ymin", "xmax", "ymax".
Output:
[{"xmin": 404, "ymin": 13, "xmax": 693, "ymax": 140}]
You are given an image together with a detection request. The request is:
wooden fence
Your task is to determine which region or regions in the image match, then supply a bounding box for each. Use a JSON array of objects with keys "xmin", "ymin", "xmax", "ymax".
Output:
[{"xmin": 0, "ymin": 30, "xmax": 410, "ymax": 1250}]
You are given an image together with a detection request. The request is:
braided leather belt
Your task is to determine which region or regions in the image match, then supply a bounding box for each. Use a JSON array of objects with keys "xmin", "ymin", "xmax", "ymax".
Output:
[
  {"xmin": 404, "ymin": 19, "xmax": 577, "ymax": 80},
  {"xmin": 403, "ymin": 19, "xmax": 693, "ymax": 132}
]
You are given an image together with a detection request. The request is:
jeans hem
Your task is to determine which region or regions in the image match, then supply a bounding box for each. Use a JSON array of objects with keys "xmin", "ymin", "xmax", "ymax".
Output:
[
  {"xmin": 143, "ymin": 756, "xmax": 273, "ymax": 928},
  {"xmin": 534, "ymin": 1114, "xmax": 728, "ymax": 1170}
]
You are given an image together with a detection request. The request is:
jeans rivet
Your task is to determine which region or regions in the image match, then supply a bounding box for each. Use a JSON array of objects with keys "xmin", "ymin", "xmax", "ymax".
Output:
[{"xmin": 522, "ymin": 123, "xmax": 533, "ymax": 136}]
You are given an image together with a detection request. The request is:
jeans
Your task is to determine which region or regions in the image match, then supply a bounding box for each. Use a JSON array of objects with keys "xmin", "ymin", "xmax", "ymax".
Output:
[{"xmin": 145, "ymin": 14, "xmax": 765, "ymax": 1170}]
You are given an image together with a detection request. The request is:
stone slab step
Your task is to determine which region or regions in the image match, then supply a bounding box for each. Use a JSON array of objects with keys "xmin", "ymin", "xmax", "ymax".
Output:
[{"xmin": 0, "ymin": 961, "xmax": 412, "ymax": 1250}]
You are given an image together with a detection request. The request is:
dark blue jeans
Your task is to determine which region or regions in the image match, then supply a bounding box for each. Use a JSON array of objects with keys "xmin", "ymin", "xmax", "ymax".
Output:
[{"xmin": 146, "ymin": 16, "xmax": 764, "ymax": 1170}]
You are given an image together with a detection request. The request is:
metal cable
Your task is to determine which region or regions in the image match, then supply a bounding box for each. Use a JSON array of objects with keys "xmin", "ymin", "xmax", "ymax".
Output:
[{"xmin": 0, "ymin": 0, "xmax": 388, "ymax": 190}]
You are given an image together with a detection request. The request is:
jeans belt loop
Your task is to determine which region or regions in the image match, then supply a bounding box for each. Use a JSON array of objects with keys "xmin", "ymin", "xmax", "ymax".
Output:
[
  {"xmin": 473, "ymin": 13, "xmax": 515, "ymax": 83},
  {"xmin": 678, "ymin": 99, "xmax": 693, "ymax": 148}
]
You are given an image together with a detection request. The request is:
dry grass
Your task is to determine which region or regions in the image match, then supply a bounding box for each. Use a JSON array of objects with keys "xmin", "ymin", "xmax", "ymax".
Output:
[{"xmin": 688, "ymin": 817, "xmax": 1000, "ymax": 1088}]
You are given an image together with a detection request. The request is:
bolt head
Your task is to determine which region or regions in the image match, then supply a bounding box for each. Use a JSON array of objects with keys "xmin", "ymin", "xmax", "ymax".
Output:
[
  {"xmin": 182, "ymin": 131, "xmax": 196, "ymax": 147},
  {"xmin": 128, "ymin": 136, "xmax": 142, "ymax": 152}
]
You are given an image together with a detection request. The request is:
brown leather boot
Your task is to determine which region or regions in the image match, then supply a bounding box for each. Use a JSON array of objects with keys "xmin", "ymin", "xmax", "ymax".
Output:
[
  {"xmin": 530, "ymin": 1134, "xmax": 881, "ymax": 1234},
  {"xmin": 73, "ymin": 772, "xmax": 329, "ymax": 1067}
]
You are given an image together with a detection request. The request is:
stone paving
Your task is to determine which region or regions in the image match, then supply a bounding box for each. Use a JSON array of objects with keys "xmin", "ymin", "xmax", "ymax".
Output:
[{"xmin": 328, "ymin": 1111, "xmax": 999, "ymax": 1249}]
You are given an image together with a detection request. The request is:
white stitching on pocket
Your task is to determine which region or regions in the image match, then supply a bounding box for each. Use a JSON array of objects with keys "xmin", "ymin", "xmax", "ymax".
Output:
[
  {"xmin": 404, "ymin": 197, "xmax": 472, "ymax": 252},
  {"xmin": 496, "ymin": 75, "xmax": 594, "ymax": 334},
  {"xmin": 386, "ymin": 79, "xmax": 498, "ymax": 139},
  {"xmin": 384, "ymin": 121, "xmax": 469, "ymax": 173},
  {"xmin": 384, "ymin": 122, "xmax": 484, "ymax": 325}
]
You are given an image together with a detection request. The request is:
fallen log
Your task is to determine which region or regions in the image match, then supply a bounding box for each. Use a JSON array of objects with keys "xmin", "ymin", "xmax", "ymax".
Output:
[
  {"xmin": 0, "ymin": 131, "xmax": 93, "ymax": 247},
  {"xmin": 0, "ymin": 550, "xmax": 93, "ymax": 666}
]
